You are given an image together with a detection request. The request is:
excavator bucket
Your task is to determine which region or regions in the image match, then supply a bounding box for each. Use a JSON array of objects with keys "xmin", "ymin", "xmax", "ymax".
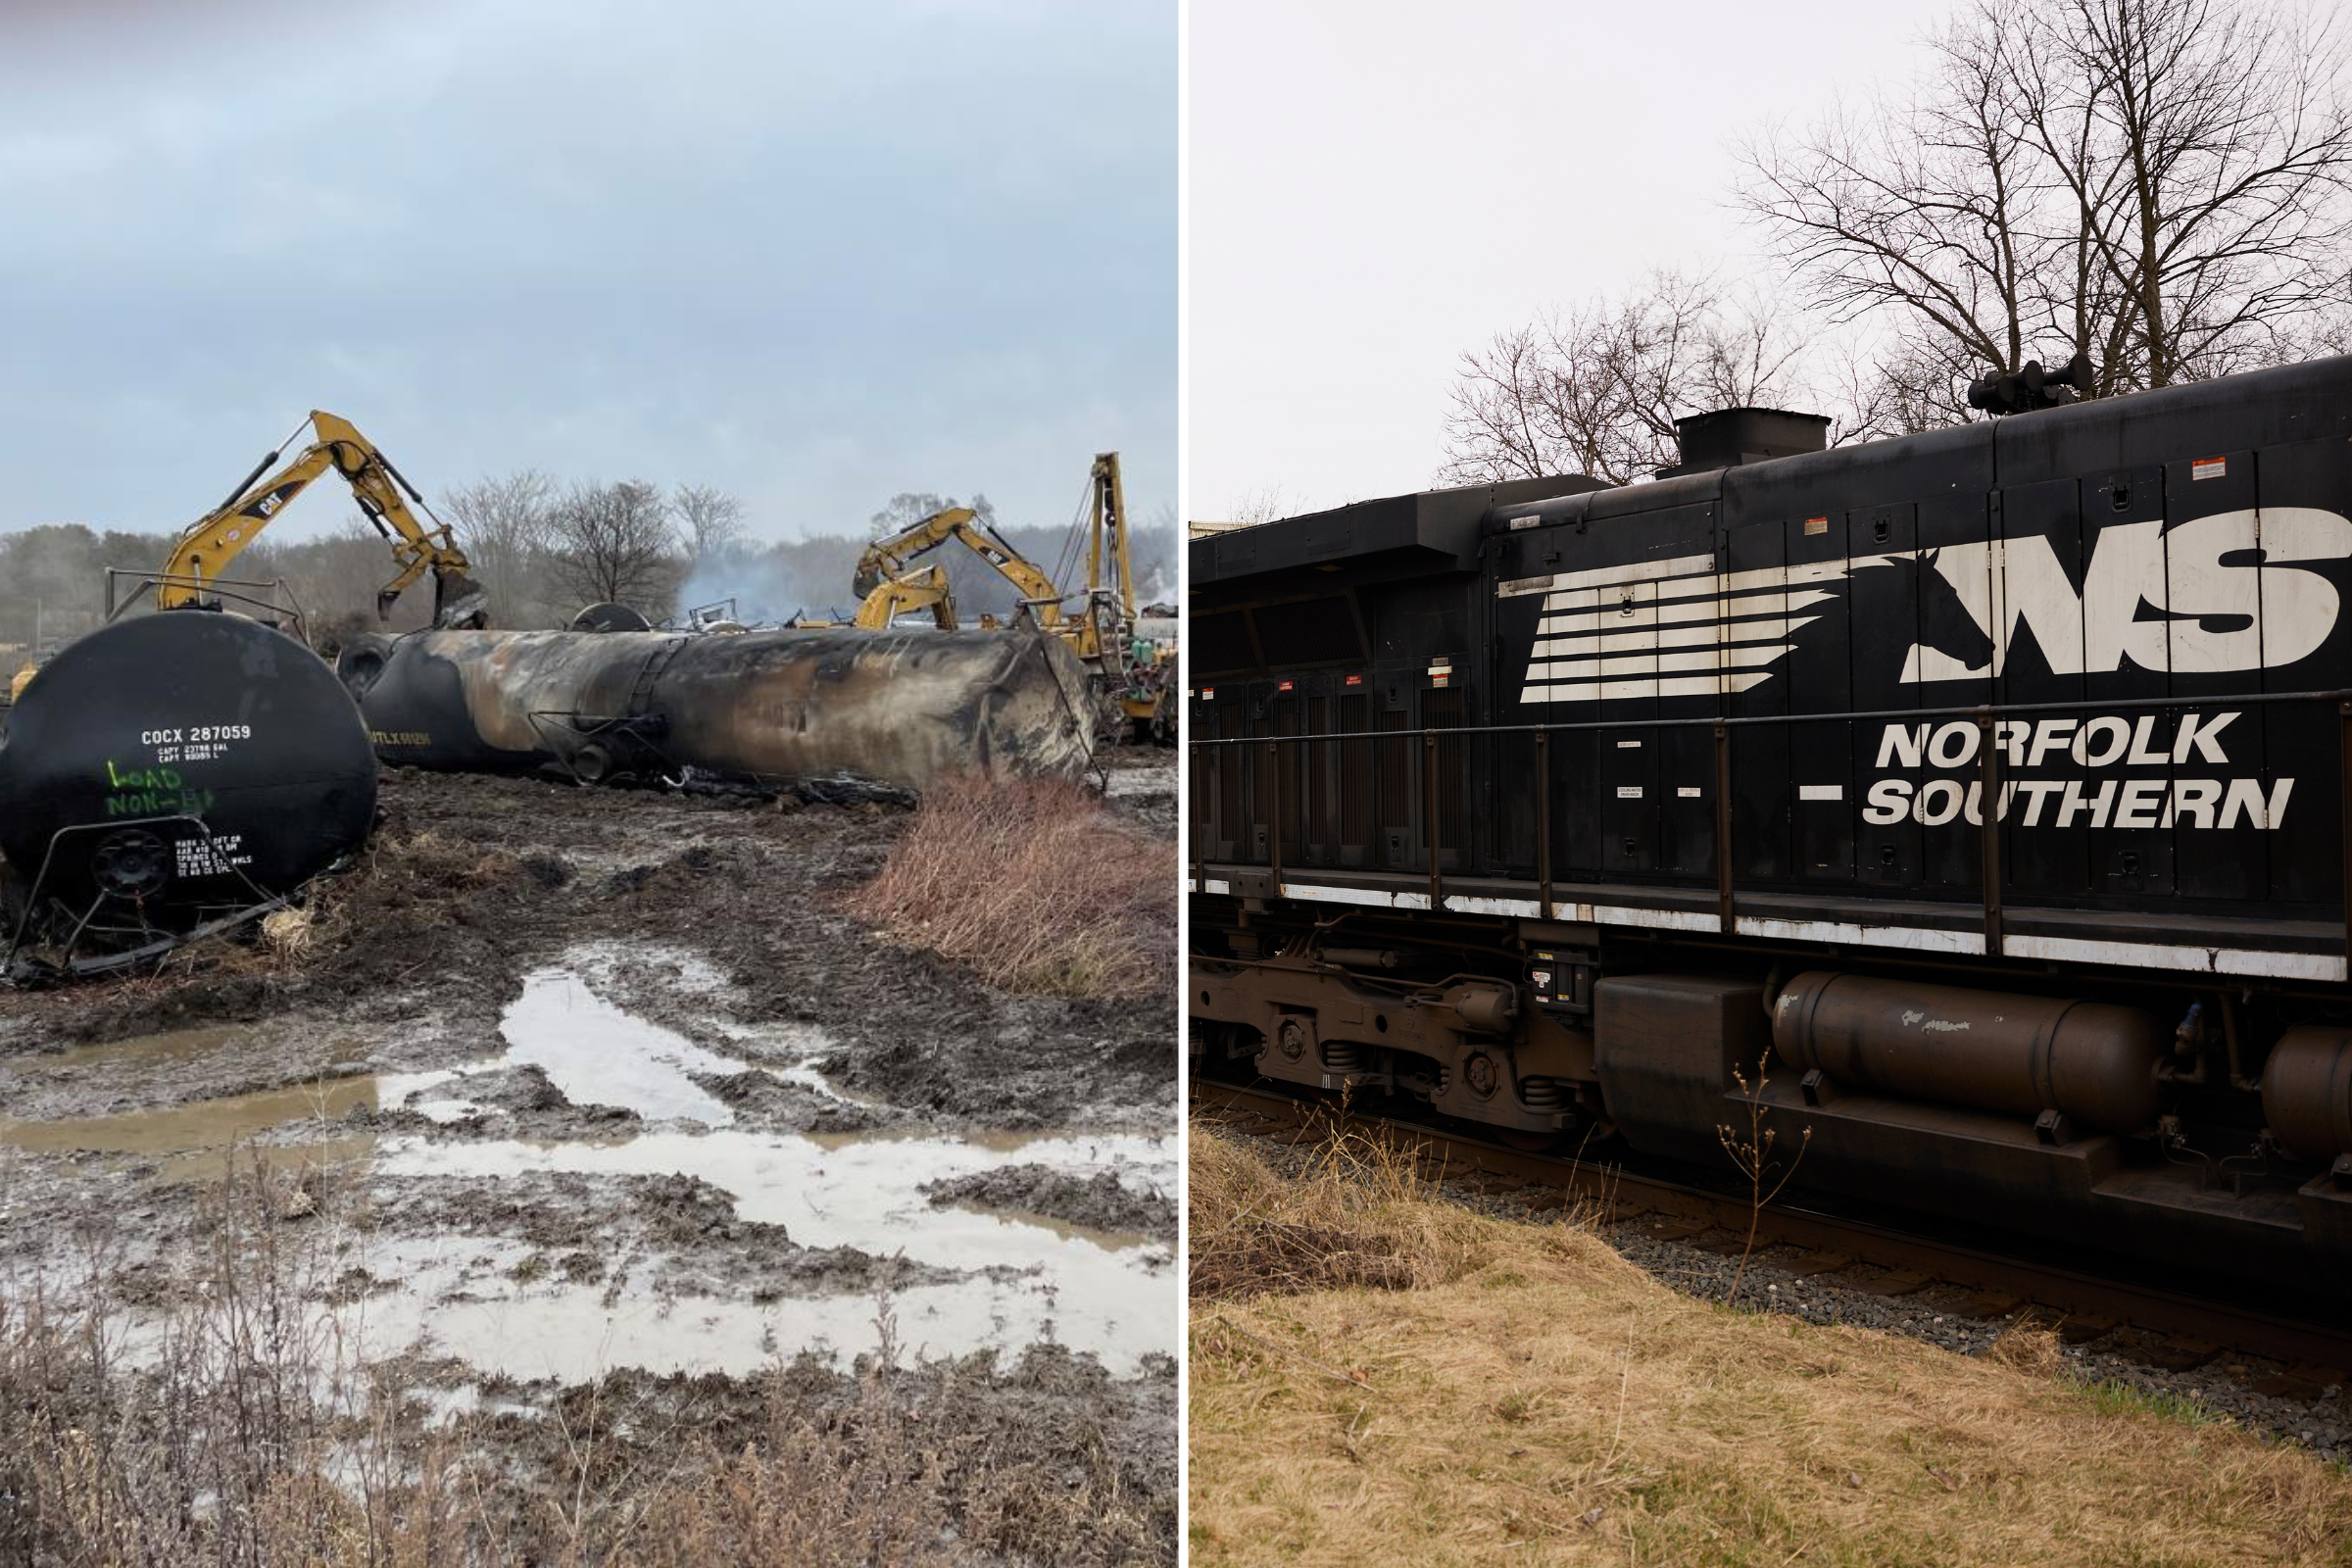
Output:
[{"xmin": 431, "ymin": 568, "xmax": 492, "ymax": 630}]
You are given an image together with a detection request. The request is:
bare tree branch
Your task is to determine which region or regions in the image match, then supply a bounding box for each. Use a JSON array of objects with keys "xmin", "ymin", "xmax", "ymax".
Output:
[
  {"xmin": 1439, "ymin": 270, "xmax": 1807, "ymax": 487},
  {"xmin": 545, "ymin": 480, "xmax": 683, "ymax": 613}
]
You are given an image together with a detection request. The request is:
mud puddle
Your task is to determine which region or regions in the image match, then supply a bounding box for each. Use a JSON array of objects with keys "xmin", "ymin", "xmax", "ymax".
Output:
[
  {"xmin": 7, "ymin": 950, "xmax": 1174, "ymax": 1380},
  {"xmin": 499, "ymin": 966, "xmax": 750, "ymax": 1126},
  {"xmin": 0, "ymin": 1064, "xmax": 462, "ymax": 1182},
  {"xmin": 359, "ymin": 1125, "xmax": 1173, "ymax": 1379}
]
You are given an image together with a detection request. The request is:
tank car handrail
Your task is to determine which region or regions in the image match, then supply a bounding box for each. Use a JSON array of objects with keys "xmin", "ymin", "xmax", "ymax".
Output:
[{"xmin": 1185, "ymin": 685, "xmax": 2352, "ymax": 746}]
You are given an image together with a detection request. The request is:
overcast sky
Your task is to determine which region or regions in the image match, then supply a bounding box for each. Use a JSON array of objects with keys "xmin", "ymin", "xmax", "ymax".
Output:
[
  {"xmin": 0, "ymin": 0, "xmax": 1173, "ymax": 547},
  {"xmin": 1189, "ymin": 0, "xmax": 1951, "ymax": 518}
]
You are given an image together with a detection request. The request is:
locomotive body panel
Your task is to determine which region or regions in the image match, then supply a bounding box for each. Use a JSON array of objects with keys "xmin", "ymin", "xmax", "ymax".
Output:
[{"xmin": 1193, "ymin": 357, "xmax": 2352, "ymax": 978}]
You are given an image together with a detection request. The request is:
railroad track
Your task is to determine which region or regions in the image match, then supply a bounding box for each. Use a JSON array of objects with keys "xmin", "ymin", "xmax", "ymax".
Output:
[{"xmin": 1194, "ymin": 1079, "xmax": 2352, "ymax": 1389}]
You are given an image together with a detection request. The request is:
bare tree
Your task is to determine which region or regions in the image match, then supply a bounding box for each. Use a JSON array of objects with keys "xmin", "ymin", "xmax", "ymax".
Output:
[
  {"xmin": 2019, "ymin": 0, "xmax": 2352, "ymax": 389},
  {"xmin": 1217, "ymin": 486, "xmax": 1298, "ymax": 528},
  {"xmin": 1440, "ymin": 270, "xmax": 1805, "ymax": 486},
  {"xmin": 1741, "ymin": 15, "xmax": 2055, "ymax": 397},
  {"xmin": 545, "ymin": 480, "xmax": 682, "ymax": 613},
  {"xmin": 673, "ymin": 483, "xmax": 748, "ymax": 569},
  {"xmin": 1741, "ymin": 0, "xmax": 2352, "ymax": 404},
  {"xmin": 441, "ymin": 470, "xmax": 556, "ymax": 626}
]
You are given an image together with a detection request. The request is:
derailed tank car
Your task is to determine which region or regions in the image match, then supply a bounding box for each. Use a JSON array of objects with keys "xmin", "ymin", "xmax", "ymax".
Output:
[
  {"xmin": 0, "ymin": 612, "xmax": 377, "ymax": 974},
  {"xmin": 1189, "ymin": 355, "xmax": 2352, "ymax": 1299},
  {"xmin": 341, "ymin": 624, "xmax": 1096, "ymax": 791}
]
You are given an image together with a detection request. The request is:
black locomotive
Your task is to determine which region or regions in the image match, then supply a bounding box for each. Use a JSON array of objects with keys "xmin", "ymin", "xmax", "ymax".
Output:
[{"xmin": 1189, "ymin": 355, "xmax": 2352, "ymax": 1298}]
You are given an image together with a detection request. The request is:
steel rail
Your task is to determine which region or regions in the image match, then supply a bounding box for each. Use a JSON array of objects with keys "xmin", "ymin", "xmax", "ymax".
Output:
[{"xmin": 1194, "ymin": 1079, "xmax": 2352, "ymax": 1375}]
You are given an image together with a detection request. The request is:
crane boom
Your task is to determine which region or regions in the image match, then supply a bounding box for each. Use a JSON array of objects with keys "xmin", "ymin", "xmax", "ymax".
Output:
[
  {"xmin": 1088, "ymin": 451, "xmax": 1135, "ymax": 619},
  {"xmin": 158, "ymin": 411, "xmax": 489, "ymax": 629}
]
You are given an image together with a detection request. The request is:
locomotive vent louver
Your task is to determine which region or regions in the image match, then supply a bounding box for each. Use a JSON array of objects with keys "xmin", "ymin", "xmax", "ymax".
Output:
[{"xmin": 1657, "ymin": 406, "xmax": 1831, "ymax": 478}]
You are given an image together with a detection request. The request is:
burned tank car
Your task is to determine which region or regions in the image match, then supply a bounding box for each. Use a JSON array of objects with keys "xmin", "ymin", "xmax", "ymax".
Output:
[
  {"xmin": 340, "ymin": 624, "xmax": 1096, "ymax": 790},
  {"xmin": 0, "ymin": 612, "xmax": 377, "ymax": 937},
  {"xmin": 1189, "ymin": 353, "xmax": 2352, "ymax": 1300}
]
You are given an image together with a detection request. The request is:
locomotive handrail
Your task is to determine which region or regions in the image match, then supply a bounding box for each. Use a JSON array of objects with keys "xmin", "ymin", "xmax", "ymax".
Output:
[
  {"xmin": 1184, "ymin": 685, "xmax": 2352, "ymax": 745},
  {"xmin": 1189, "ymin": 685, "xmax": 2352, "ymax": 969}
]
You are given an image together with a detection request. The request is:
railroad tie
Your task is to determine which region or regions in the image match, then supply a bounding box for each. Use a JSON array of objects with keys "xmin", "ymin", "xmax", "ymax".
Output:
[
  {"xmin": 1781, "ymin": 1250, "xmax": 1857, "ymax": 1278},
  {"xmin": 1852, "ymin": 1268, "xmax": 1936, "ymax": 1298},
  {"xmin": 2059, "ymin": 1313, "xmax": 2120, "ymax": 1345},
  {"xmin": 1690, "ymin": 1232, "xmax": 1757, "ymax": 1256},
  {"xmin": 2139, "ymin": 1337, "xmax": 2222, "ymax": 1373},
  {"xmin": 2251, "ymin": 1363, "xmax": 2347, "ymax": 1400}
]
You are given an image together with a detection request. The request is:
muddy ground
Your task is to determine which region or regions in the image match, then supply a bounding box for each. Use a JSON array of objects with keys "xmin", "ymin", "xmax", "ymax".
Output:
[{"xmin": 0, "ymin": 749, "xmax": 1178, "ymax": 1562}]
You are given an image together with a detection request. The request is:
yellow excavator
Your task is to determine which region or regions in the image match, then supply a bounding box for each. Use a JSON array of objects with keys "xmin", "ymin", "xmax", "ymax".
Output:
[
  {"xmin": 155, "ymin": 410, "xmax": 489, "ymax": 629},
  {"xmin": 843, "ymin": 457, "xmax": 1171, "ymax": 740},
  {"xmin": 849, "ymin": 505, "xmax": 1063, "ymax": 632},
  {"xmin": 852, "ymin": 564, "xmax": 959, "ymax": 630}
]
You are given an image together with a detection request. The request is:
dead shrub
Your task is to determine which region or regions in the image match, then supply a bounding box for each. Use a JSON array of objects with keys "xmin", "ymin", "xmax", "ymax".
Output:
[
  {"xmin": 1188, "ymin": 1121, "xmax": 1521, "ymax": 1302},
  {"xmin": 1986, "ymin": 1314, "xmax": 2063, "ymax": 1379},
  {"xmin": 846, "ymin": 772, "xmax": 1174, "ymax": 999},
  {"xmin": 261, "ymin": 906, "xmax": 315, "ymax": 960}
]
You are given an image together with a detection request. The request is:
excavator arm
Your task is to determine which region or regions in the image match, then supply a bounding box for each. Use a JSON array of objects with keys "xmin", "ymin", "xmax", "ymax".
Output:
[
  {"xmin": 852, "ymin": 565, "xmax": 959, "ymax": 631},
  {"xmin": 158, "ymin": 411, "xmax": 489, "ymax": 629},
  {"xmin": 851, "ymin": 506, "xmax": 1065, "ymax": 627}
]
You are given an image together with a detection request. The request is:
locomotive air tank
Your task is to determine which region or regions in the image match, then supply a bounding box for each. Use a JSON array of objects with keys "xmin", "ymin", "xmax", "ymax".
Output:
[
  {"xmin": 338, "ymin": 624, "xmax": 1096, "ymax": 790},
  {"xmin": 0, "ymin": 612, "xmax": 378, "ymax": 948}
]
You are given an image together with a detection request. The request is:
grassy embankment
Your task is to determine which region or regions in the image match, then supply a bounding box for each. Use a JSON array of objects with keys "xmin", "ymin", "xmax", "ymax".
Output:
[{"xmin": 1189, "ymin": 1123, "xmax": 2352, "ymax": 1566}]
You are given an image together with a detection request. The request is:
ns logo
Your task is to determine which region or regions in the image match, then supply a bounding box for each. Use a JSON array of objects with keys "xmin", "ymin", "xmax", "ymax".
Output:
[
  {"xmin": 1513, "ymin": 508, "xmax": 2352, "ymax": 705},
  {"xmin": 1894, "ymin": 507, "xmax": 2352, "ymax": 682}
]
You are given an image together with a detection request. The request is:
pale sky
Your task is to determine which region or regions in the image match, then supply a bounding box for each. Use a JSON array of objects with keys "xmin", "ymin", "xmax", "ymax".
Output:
[
  {"xmin": 1188, "ymin": 0, "xmax": 1952, "ymax": 518},
  {"xmin": 0, "ymin": 0, "xmax": 1174, "ymax": 545}
]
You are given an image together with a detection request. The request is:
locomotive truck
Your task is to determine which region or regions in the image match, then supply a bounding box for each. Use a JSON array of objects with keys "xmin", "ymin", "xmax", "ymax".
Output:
[{"xmin": 1188, "ymin": 354, "xmax": 2352, "ymax": 1300}]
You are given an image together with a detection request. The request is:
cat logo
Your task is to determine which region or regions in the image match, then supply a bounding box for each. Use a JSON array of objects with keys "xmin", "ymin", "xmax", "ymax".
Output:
[{"xmin": 1508, "ymin": 509, "xmax": 2352, "ymax": 704}]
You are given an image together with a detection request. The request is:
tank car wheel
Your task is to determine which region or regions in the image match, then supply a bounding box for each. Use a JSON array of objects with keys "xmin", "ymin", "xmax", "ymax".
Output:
[
  {"xmin": 570, "ymin": 743, "xmax": 615, "ymax": 785},
  {"xmin": 1494, "ymin": 1128, "xmax": 1562, "ymax": 1154}
]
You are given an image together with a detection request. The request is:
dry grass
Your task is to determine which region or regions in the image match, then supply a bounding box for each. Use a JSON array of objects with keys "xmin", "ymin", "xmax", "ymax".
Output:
[
  {"xmin": 1189, "ymin": 1114, "xmax": 1505, "ymax": 1302},
  {"xmin": 846, "ymin": 772, "xmax": 1174, "ymax": 998},
  {"xmin": 1188, "ymin": 1124, "xmax": 2352, "ymax": 1567}
]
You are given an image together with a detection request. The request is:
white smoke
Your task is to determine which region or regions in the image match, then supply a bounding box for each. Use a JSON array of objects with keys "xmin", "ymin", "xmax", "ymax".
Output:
[{"xmin": 676, "ymin": 551, "xmax": 858, "ymax": 626}]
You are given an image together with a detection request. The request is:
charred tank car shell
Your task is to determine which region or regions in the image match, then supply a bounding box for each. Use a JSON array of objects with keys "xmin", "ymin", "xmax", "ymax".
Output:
[
  {"xmin": 0, "ymin": 612, "xmax": 377, "ymax": 923},
  {"xmin": 340, "ymin": 625, "xmax": 1097, "ymax": 790}
]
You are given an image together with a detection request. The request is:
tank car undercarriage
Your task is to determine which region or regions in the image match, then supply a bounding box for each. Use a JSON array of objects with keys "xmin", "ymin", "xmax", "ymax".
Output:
[{"xmin": 1190, "ymin": 895, "xmax": 2352, "ymax": 1300}]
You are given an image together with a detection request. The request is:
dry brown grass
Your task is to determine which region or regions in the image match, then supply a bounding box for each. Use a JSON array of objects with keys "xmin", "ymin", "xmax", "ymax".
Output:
[
  {"xmin": 1189, "ymin": 1113, "xmax": 1506, "ymax": 1302},
  {"xmin": 1188, "ymin": 1125, "xmax": 2352, "ymax": 1567},
  {"xmin": 846, "ymin": 772, "xmax": 1174, "ymax": 998}
]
